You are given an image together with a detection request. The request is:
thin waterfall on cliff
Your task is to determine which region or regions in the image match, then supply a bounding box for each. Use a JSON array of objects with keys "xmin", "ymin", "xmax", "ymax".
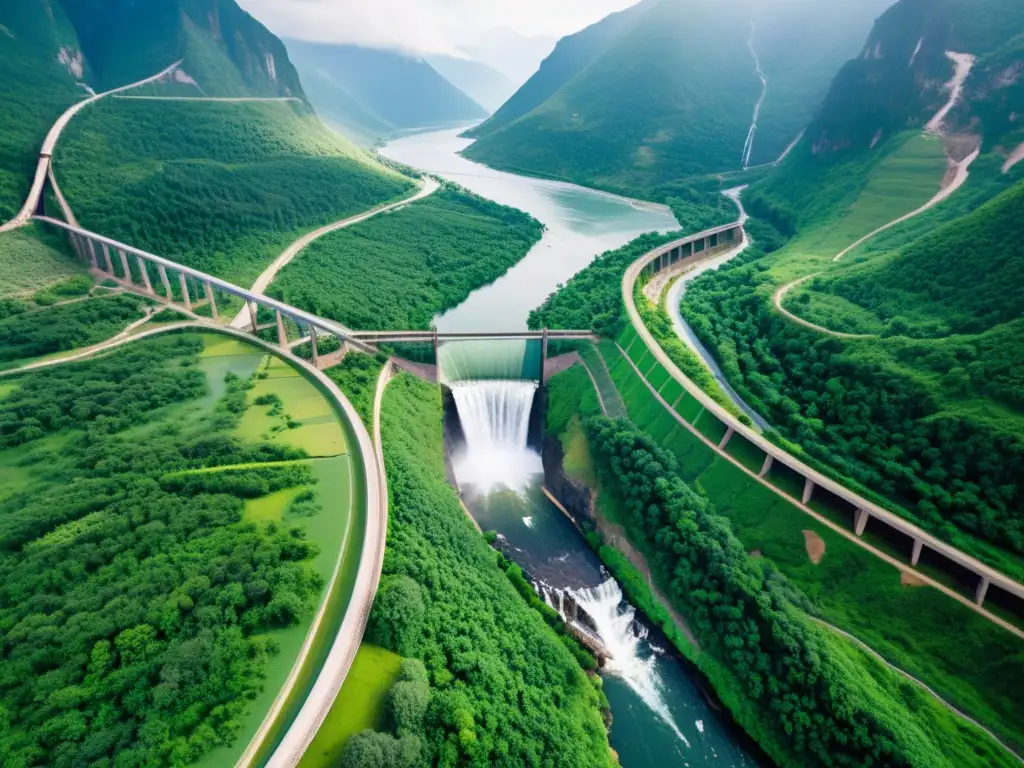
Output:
[
  {"xmin": 551, "ymin": 578, "xmax": 691, "ymax": 748},
  {"xmin": 450, "ymin": 380, "xmax": 543, "ymax": 492}
]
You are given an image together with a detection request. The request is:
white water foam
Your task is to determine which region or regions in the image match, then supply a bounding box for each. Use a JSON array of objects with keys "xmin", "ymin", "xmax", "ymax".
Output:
[
  {"xmin": 450, "ymin": 379, "xmax": 543, "ymax": 492},
  {"xmin": 522, "ymin": 516, "xmax": 535, "ymax": 529},
  {"xmin": 556, "ymin": 578, "xmax": 691, "ymax": 749}
]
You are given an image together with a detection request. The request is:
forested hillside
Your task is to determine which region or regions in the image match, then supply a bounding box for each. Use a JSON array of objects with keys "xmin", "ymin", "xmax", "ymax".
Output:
[
  {"xmin": 0, "ymin": 0, "xmax": 84, "ymax": 220},
  {"xmin": 269, "ymin": 185, "xmax": 542, "ymax": 330},
  {"xmin": 57, "ymin": 0, "xmax": 305, "ymax": 98},
  {"xmin": 0, "ymin": 334, "xmax": 339, "ymax": 766},
  {"xmin": 368, "ymin": 373, "xmax": 614, "ymax": 767},
  {"xmin": 463, "ymin": 0, "xmax": 888, "ymax": 197},
  {"xmin": 809, "ymin": 0, "xmax": 1024, "ymax": 155},
  {"xmin": 55, "ymin": 99, "xmax": 412, "ymax": 285},
  {"xmin": 285, "ymin": 40, "xmax": 486, "ymax": 146}
]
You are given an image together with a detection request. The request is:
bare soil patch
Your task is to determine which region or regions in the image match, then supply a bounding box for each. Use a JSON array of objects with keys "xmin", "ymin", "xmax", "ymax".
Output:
[
  {"xmin": 900, "ymin": 570, "xmax": 928, "ymax": 587},
  {"xmin": 803, "ymin": 530, "xmax": 825, "ymax": 564}
]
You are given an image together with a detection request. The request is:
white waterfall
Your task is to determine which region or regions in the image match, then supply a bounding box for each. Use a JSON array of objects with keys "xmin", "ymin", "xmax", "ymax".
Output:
[
  {"xmin": 556, "ymin": 578, "xmax": 691, "ymax": 748},
  {"xmin": 450, "ymin": 380, "xmax": 543, "ymax": 492}
]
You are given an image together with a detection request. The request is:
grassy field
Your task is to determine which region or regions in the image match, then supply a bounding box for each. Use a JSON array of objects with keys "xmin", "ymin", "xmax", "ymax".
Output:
[
  {"xmin": 297, "ymin": 645, "xmax": 404, "ymax": 768},
  {"xmin": 189, "ymin": 335, "xmax": 364, "ymax": 768},
  {"xmin": 0, "ymin": 225, "xmax": 86, "ymax": 297},
  {"xmin": 590, "ymin": 337, "xmax": 1024, "ymax": 755}
]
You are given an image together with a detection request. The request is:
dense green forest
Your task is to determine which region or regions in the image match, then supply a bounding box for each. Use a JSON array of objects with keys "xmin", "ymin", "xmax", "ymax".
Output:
[
  {"xmin": 271, "ymin": 186, "xmax": 542, "ymax": 330},
  {"xmin": 463, "ymin": 0, "xmax": 887, "ymax": 196},
  {"xmin": 57, "ymin": 0, "xmax": 305, "ymax": 97},
  {"xmin": 56, "ymin": 99, "xmax": 412, "ymax": 286},
  {"xmin": 682, "ymin": 248, "xmax": 1024, "ymax": 568},
  {"xmin": 0, "ymin": 1, "xmax": 84, "ymax": 220},
  {"xmin": 363, "ymin": 373, "xmax": 614, "ymax": 766},
  {"xmin": 0, "ymin": 334, "xmax": 327, "ymax": 765},
  {"xmin": 813, "ymin": 181, "xmax": 1024, "ymax": 337},
  {"xmin": 579, "ymin": 411, "xmax": 1017, "ymax": 767},
  {"xmin": 0, "ymin": 293, "xmax": 145, "ymax": 364}
]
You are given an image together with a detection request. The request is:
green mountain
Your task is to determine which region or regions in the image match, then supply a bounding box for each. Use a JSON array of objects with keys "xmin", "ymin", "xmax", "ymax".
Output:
[
  {"xmin": 808, "ymin": 0, "xmax": 1024, "ymax": 154},
  {"xmin": 463, "ymin": 0, "xmax": 890, "ymax": 197},
  {"xmin": 423, "ymin": 54, "xmax": 515, "ymax": 112},
  {"xmin": 0, "ymin": 1, "xmax": 85, "ymax": 219},
  {"xmin": 284, "ymin": 40, "xmax": 487, "ymax": 146},
  {"xmin": 57, "ymin": 0, "xmax": 305, "ymax": 97}
]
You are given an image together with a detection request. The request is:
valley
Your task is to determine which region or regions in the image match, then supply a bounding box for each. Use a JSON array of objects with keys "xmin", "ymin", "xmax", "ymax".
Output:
[{"xmin": 0, "ymin": 0, "xmax": 1022, "ymax": 767}]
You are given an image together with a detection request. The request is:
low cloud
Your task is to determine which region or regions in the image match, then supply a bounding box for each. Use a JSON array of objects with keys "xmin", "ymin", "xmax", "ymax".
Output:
[{"xmin": 238, "ymin": 0, "xmax": 639, "ymax": 56}]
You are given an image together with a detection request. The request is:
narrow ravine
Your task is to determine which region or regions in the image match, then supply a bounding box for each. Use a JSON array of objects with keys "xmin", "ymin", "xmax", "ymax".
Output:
[{"xmin": 741, "ymin": 22, "xmax": 768, "ymax": 169}]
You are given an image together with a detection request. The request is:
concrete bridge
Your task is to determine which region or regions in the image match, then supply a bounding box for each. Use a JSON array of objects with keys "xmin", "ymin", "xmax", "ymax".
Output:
[
  {"xmin": 34, "ymin": 215, "xmax": 592, "ymax": 380},
  {"xmin": 625, "ymin": 221, "xmax": 1024, "ymax": 621}
]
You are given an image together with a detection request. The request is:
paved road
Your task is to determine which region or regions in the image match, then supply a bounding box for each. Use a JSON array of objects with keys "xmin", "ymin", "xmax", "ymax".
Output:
[
  {"xmin": 622, "ymin": 224, "xmax": 1024, "ymax": 635},
  {"xmin": 0, "ymin": 318, "xmax": 388, "ymax": 768},
  {"xmin": 772, "ymin": 147, "xmax": 980, "ymax": 338},
  {"xmin": 229, "ymin": 178, "xmax": 441, "ymax": 329},
  {"xmin": 0, "ymin": 61, "xmax": 182, "ymax": 233},
  {"xmin": 772, "ymin": 49, "xmax": 980, "ymax": 339},
  {"xmin": 113, "ymin": 95, "xmax": 302, "ymax": 103}
]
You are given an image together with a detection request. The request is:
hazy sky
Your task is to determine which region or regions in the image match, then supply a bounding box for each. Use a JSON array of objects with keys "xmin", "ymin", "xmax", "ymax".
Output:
[{"xmin": 237, "ymin": 0, "xmax": 640, "ymax": 56}]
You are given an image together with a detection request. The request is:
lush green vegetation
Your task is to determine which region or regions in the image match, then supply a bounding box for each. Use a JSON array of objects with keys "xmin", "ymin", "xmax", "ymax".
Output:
[
  {"xmin": 592, "ymin": 335, "xmax": 1024, "ymax": 755},
  {"xmin": 324, "ymin": 352, "xmax": 388, "ymax": 426},
  {"xmin": 56, "ymin": 99, "xmax": 413, "ymax": 286},
  {"xmin": 271, "ymin": 185, "xmax": 542, "ymax": 330},
  {"xmin": 58, "ymin": 0, "xmax": 305, "ymax": 97},
  {"xmin": 0, "ymin": 293, "xmax": 144, "ymax": 365},
  {"xmin": 299, "ymin": 645, "xmax": 405, "ymax": 768},
  {"xmin": 579, "ymin": 413, "xmax": 1016, "ymax": 767},
  {"xmin": 464, "ymin": 0, "xmax": 886, "ymax": 196},
  {"xmin": 0, "ymin": 333, "xmax": 340, "ymax": 766},
  {"xmin": 814, "ymin": 182, "xmax": 1024, "ymax": 337},
  {"xmin": 0, "ymin": 226, "xmax": 85, "ymax": 298},
  {"xmin": 0, "ymin": 1, "xmax": 83, "ymax": 219},
  {"xmin": 365, "ymin": 372, "xmax": 614, "ymax": 766},
  {"xmin": 529, "ymin": 231, "xmax": 680, "ymax": 336}
]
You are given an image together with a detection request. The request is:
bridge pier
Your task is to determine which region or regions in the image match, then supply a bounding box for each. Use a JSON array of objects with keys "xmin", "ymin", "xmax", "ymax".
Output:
[
  {"xmin": 976, "ymin": 577, "xmax": 990, "ymax": 607},
  {"xmin": 247, "ymin": 301, "xmax": 259, "ymax": 334},
  {"xmin": 158, "ymin": 265, "xmax": 173, "ymax": 301},
  {"xmin": 205, "ymin": 281, "xmax": 218, "ymax": 320},
  {"xmin": 178, "ymin": 273, "xmax": 192, "ymax": 311},
  {"xmin": 309, "ymin": 326, "xmax": 319, "ymax": 367},
  {"xmin": 118, "ymin": 249, "xmax": 132, "ymax": 286},
  {"xmin": 540, "ymin": 328, "xmax": 549, "ymax": 387},
  {"xmin": 137, "ymin": 255, "xmax": 154, "ymax": 295},
  {"xmin": 855, "ymin": 508, "xmax": 870, "ymax": 536},
  {"xmin": 719, "ymin": 426, "xmax": 735, "ymax": 449},
  {"xmin": 759, "ymin": 454, "xmax": 774, "ymax": 478},
  {"xmin": 276, "ymin": 311, "xmax": 288, "ymax": 349},
  {"xmin": 802, "ymin": 477, "xmax": 815, "ymax": 504},
  {"xmin": 102, "ymin": 244, "xmax": 115, "ymax": 275},
  {"xmin": 911, "ymin": 538, "xmax": 924, "ymax": 566}
]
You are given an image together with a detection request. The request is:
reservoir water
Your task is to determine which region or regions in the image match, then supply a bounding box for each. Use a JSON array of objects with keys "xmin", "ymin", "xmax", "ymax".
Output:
[
  {"xmin": 380, "ymin": 128, "xmax": 677, "ymax": 331},
  {"xmin": 380, "ymin": 129, "xmax": 760, "ymax": 767}
]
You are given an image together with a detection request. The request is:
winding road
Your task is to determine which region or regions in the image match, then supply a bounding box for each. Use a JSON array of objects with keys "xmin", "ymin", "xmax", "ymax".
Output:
[
  {"xmin": 772, "ymin": 50, "xmax": 979, "ymax": 338},
  {"xmin": 741, "ymin": 22, "xmax": 768, "ymax": 169},
  {"xmin": 0, "ymin": 60, "xmax": 183, "ymax": 233},
  {"xmin": 228, "ymin": 178, "xmax": 440, "ymax": 329}
]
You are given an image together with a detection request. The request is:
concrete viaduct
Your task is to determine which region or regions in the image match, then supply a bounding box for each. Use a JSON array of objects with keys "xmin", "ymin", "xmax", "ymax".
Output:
[{"xmin": 624, "ymin": 221, "xmax": 1024, "ymax": 616}]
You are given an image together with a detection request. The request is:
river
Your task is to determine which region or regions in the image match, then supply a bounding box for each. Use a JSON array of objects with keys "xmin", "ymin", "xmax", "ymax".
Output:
[{"xmin": 380, "ymin": 129, "xmax": 762, "ymax": 767}]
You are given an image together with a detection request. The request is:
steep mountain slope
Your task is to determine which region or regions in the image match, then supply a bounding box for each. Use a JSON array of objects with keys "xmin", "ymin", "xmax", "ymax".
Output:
[
  {"xmin": 809, "ymin": 0, "xmax": 1024, "ymax": 154},
  {"xmin": 57, "ymin": 0, "xmax": 304, "ymax": 97},
  {"xmin": 424, "ymin": 54, "xmax": 514, "ymax": 112},
  {"xmin": 284, "ymin": 40, "xmax": 486, "ymax": 144},
  {"xmin": 463, "ymin": 0, "xmax": 888, "ymax": 197},
  {"xmin": 463, "ymin": 0, "xmax": 659, "ymax": 142},
  {"xmin": 0, "ymin": 0, "xmax": 84, "ymax": 219}
]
